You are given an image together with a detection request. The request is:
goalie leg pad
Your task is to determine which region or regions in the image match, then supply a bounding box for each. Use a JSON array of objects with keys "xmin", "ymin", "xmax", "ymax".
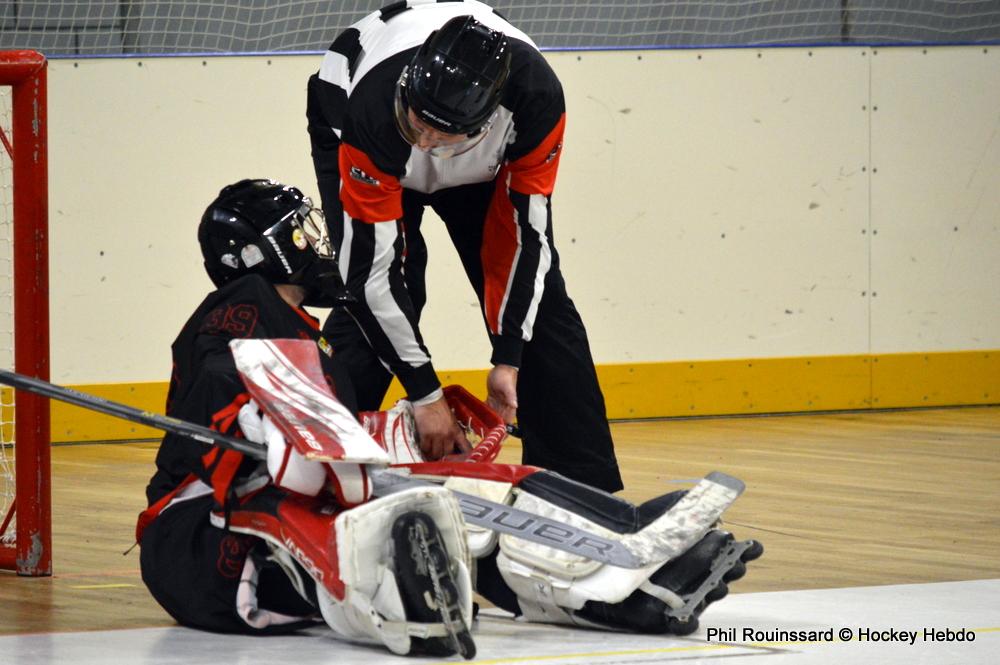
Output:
[
  {"xmin": 317, "ymin": 486, "xmax": 475, "ymax": 657},
  {"xmin": 391, "ymin": 511, "xmax": 476, "ymax": 658},
  {"xmin": 212, "ymin": 486, "xmax": 346, "ymax": 600},
  {"xmin": 217, "ymin": 484, "xmax": 474, "ymax": 656},
  {"xmin": 489, "ymin": 474, "xmax": 746, "ymax": 628}
]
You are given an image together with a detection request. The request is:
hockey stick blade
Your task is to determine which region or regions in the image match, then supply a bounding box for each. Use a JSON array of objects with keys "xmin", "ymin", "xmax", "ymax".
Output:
[
  {"xmin": 616, "ymin": 471, "xmax": 745, "ymax": 565},
  {"xmin": 0, "ymin": 368, "xmax": 645, "ymax": 567}
]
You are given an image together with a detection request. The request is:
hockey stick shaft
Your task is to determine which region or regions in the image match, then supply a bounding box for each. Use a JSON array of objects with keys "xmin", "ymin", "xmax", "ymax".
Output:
[
  {"xmin": 0, "ymin": 368, "xmax": 265, "ymax": 458},
  {"xmin": 0, "ymin": 368, "xmax": 644, "ymax": 568}
]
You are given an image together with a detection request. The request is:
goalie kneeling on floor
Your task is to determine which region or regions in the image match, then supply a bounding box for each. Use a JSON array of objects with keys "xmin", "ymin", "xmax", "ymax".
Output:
[{"xmin": 136, "ymin": 178, "xmax": 762, "ymax": 661}]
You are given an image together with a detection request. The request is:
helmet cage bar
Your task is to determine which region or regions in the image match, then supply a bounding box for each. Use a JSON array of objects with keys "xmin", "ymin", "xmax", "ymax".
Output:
[{"xmin": 258, "ymin": 204, "xmax": 334, "ymax": 280}]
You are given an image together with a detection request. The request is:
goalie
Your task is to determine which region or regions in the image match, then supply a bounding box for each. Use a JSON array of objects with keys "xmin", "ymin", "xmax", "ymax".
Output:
[
  {"xmin": 137, "ymin": 178, "xmax": 761, "ymax": 661},
  {"xmin": 137, "ymin": 179, "xmax": 476, "ymax": 658}
]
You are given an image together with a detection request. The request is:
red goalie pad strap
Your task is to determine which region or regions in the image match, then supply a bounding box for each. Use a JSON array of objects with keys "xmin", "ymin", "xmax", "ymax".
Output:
[
  {"xmin": 225, "ymin": 487, "xmax": 347, "ymax": 601},
  {"xmin": 135, "ymin": 473, "xmax": 199, "ymax": 543}
]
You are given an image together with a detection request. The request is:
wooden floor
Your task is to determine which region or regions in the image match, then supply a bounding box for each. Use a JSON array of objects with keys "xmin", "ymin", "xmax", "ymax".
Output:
[{"xmin": 1, "ymin": 405, "xmax": 998, "ymax": 635}]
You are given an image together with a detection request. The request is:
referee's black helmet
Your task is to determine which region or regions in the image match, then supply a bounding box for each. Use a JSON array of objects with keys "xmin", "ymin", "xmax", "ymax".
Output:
[{"xmin": 400, "ymin": 15, "xmax": 511, "ymax": 136}]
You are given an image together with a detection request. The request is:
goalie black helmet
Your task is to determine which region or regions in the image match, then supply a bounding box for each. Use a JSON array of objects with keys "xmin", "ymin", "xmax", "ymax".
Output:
[
  {"xmin": 198, "ymin": 179, "xmax": 344, "ymax": 306},
  {"xmin": 394, "ymin": 15, "xmax": 511, "ymax": 151}
]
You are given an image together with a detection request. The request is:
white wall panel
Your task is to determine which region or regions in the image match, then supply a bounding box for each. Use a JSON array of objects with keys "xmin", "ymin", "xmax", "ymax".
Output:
[
  {"xmin": 549, "ymin": 48, "xmax": 871, "ymax": 362},
  {"xmin": 869, "ymin": 47, "xmax": 1000, "ymax": 352},
  {"xmin": 44, "ymin": 47, "xmax": 998, "ymax": 384},
  {"xmin": 48, "ymin": 56, "xmax": 322, "ymax": 383}
]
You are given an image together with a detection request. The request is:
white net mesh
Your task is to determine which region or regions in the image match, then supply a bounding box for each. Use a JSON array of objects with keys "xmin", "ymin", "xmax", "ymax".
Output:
[
  {"xmin": 0, "ymin": 83, "xmax": 14, "ymax": 545},
  {"xmin": 0, "ymin": 1, "xmax": 998, "ymax": 56}
]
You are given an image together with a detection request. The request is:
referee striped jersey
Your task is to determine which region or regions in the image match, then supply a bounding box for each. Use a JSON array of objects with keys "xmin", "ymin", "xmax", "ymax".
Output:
[{"xmin": 307, "ymin": 0, "xmax": 566, "ymax": 400}]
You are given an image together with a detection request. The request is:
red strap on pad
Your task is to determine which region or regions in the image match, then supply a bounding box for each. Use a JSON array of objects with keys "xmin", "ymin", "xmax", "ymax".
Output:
[{"xmin": 225, "ymin": 488, "xmax": 347, "ymax": 600}]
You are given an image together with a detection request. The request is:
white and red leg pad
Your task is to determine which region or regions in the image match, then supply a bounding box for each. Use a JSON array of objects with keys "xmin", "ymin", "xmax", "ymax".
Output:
[
  {"xmin": 214, "ymin": 483, "xmax": 472, "ymax": 655},
  {"xmin": 392, "ymin": 461, "xmax": 540, "ymax": 557},
  {"xmin": 318, "ymin": 485, "xmax": 474, "ymax": 656},
  {"xmin": 494, "ymin": 490, "xmax": 665, "ymax": 626},
  {"xmin": 212, "ymin": 487, "xmax": 346, "ymax": 600}
]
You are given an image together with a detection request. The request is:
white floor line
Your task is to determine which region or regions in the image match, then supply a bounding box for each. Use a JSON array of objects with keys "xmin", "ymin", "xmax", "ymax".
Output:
[{"xmin": 2, "ymin": 579, "xmax": 997, "ymax": 664}]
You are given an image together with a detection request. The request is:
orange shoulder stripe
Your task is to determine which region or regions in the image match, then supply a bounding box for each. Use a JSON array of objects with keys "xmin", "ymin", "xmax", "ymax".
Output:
[
  {"xmin": 507, "ymin": 113, "xmax": 566, "ymax": 196},
  {"xmin": 338, "ymin": 143, "xmax": 403, "ymax": 223}
]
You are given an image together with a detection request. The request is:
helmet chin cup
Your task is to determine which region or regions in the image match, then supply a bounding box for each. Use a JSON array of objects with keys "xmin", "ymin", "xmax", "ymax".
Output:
[{"xmin": 301, "ymin": 264, "xmax": 357, "ymax": 309}]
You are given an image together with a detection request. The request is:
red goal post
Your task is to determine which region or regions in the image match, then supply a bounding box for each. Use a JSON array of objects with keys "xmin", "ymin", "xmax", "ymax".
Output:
[{"xmin": 0, "ymin": 50, "xmax": 51, "ymax": 576}]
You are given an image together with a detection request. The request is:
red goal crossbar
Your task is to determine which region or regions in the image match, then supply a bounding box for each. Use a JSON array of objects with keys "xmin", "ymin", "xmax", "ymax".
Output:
[{"xmin": 0, "ymin": 50, "xmax": 51, "ymax": 576}]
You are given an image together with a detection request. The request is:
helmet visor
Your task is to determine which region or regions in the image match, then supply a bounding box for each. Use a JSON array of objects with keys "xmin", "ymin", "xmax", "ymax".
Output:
[{"xmin": 394, "ymin": 68, "xmax": 495, "ymax": 159}]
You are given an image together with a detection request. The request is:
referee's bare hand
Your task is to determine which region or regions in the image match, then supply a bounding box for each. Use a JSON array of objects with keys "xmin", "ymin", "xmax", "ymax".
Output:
[
  {"xmin": 413, "ymin": 395, "xmax": 470, "ymax": 459},
  {"xmin": 486, "ymin": 364, "xmax": 519, "ymax": 424}
]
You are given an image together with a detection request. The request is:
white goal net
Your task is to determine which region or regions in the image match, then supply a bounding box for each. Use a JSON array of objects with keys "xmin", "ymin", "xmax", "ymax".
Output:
[
  {"xmin": 0, "ymin": 1, "xmax": 998, "ymax": 56},
  {"xmin": 0, "ymin": 84, "xmax": 14, "ymax": 545}
]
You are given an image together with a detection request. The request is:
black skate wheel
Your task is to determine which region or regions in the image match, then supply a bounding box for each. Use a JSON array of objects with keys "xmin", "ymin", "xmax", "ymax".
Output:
[
  {"xmin": 722, "ymin": 560, "xmax": 746, "ymax": 582},
  {"xmin": 706, "ymin": 582, "xmax": 729, "ymax": 603},
  {"xmin": 742, "ymin": 540, "xmax": 764, "ymax": 562}
]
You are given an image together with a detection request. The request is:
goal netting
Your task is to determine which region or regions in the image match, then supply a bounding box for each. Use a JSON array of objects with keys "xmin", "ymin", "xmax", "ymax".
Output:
[
  {"xmin": 0, "ymin": 69, "xmax": 13, "ymax": 558},
  {"xmin": 0, "ymin": 50, "xmax": 50, "ymax": 577},
  {"xmin": 0, "ymin": 1, "xmax": 998, "ymax": 56}
]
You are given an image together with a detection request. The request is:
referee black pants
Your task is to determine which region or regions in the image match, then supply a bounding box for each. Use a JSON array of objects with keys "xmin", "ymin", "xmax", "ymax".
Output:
[{"xmin": 324, "ymin": 181, "xmax": 623, "ymax": 493}]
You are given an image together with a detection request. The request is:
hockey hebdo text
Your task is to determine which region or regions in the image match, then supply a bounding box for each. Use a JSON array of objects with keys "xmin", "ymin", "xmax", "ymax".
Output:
[{"xmin": 705, "ymin": 626, "xmax": 976, "ymax": 645}]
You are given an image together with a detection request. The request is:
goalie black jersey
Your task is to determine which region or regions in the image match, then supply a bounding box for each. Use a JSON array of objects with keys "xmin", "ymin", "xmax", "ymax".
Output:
[
  {"xmin": 143, "ymin": 274, "xmax": 356, "ymax": 511},
  {"xmin": 307, "ymin": 0, "xmax": 566, "ymax": 400}
]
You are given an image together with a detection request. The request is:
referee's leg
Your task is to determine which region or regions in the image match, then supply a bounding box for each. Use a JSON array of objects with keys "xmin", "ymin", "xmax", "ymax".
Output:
[{"xmin": 516, "ymin": 269, "xmax": 624, "ymax": 493}]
